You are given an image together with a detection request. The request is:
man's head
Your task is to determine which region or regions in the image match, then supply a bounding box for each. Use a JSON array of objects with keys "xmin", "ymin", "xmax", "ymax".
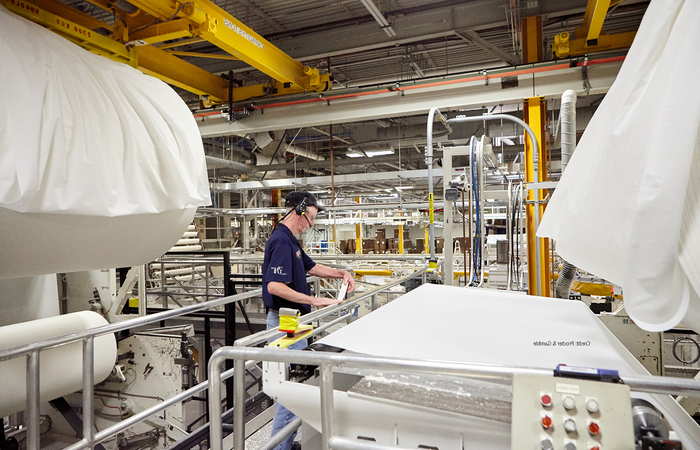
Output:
[{"xmin": 283, "ymin": 191, "xmax": 325, "ymax": 234}]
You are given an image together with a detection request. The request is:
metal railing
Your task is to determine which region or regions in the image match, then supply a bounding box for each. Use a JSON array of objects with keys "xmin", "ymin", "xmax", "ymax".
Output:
[
  {"xmin": 209, "ymin": 268, "xmax": 429, "ymax": 450},
  {"xmin": 1, "ymin": 264, "xmax": 426, "ymax": 450},
  {"xmin": 0, "ymin": 287, "xmax": 263, "ymax": 450},
  {"xmin": 209, "ymin": 345, "xmax": 700, "ymax": 450}
]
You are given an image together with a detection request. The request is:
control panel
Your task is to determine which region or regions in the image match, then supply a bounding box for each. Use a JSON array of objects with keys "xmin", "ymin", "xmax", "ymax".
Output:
[{"xmin": 511, "ymin": 373, "xmax": 634, "ymax": 449}]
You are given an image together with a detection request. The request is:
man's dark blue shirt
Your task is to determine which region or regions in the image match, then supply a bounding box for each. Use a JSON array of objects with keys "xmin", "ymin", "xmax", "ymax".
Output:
[{"xmin": 262, "ymin": 223, "xmax": 316, "ymax": 314}]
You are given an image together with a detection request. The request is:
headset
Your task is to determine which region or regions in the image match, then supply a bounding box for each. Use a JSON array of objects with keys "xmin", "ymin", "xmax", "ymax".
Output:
[
  {"xmin": 295, "ymin": 196, "xmax": 308, "ymax": 217},
  {"xmin": 295, "ymin": 196, "xmax": 313, "ymax": 227},
  {"xmin": 277, "ymin": 195, "xmax": 313, "ymax": 229}
]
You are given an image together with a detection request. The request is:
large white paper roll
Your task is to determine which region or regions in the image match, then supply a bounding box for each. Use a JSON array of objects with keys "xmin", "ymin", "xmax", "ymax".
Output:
[
  {"xmin": 0, "ymin": 6, "xmax": 210, "ymax": 279},
  {"xmin": 0, "ymin": 207, "xmax": 196, "ymax": 279},
  {"xmin": 0, "ymin": 274, "xmax": 59, "ymax": 327},
  {"xmin": 537, "ymin": 0, "xmax": 700, "ymax": 332},
  {"xmin": 0, "ymin": 311, "xmax": 117, "ymax": 418}
]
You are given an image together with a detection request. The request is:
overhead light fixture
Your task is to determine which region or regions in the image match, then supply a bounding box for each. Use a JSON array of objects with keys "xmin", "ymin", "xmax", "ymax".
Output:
[
  {"xmin": 346, "ymin": 148, "xmax": 395, "ymax": 158},
  {"xmin": 395, "ymin": 186, "xmax": 414, "ymax": 190},
  {"xmin": 364, "ymin": 148, "xmax": 395, "ymax": 157}
]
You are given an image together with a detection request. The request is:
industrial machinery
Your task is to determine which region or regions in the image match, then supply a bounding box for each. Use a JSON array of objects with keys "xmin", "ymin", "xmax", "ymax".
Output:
[{"xmin": 248, "ymin": 285, "xmax": 698, "ymax": 450}]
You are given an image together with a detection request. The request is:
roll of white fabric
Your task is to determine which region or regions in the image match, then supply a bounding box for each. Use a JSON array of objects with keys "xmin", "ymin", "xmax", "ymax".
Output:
[
  {"xmin": 538, "ymin": 0, "xmax": 700, "ymax": 332},
  {"xmin": 0, "ymin": 6, "xmax": 210, "ymax": 279},
  {"xmin": 0, "ymin": 311, "xmax": 117, "ymax": 418}
]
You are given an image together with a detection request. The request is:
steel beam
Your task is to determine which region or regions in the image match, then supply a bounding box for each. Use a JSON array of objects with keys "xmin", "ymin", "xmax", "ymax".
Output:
[
  {"xmin": 136, "ymin": 44, "xmax": 228, "ymax": 101},
  {"xmin": 521, "ymin": 16, "xmax": 542, "ymax": 64},
  {"xmin": 523, "ymin": 97, "xmax": 550, "ymax": 297},
  {"xmin": 209, "ymin": 168, "xmax": 446, "ymax": 191},
  {"xmin": 455, "ymin": 30, "xmax": 520, "ymax": 66},
  {"xmin": 29, "ymin": 0, "xmax": 112, "ymax": 31},
  {"xmin": 128, "ymin": 19, "xmax": 193, "ymax": 44},
  {"xmin": 198, "ymin": 59, "xmax": 621, "ymax": 136},
  {"xmin": 2, "ymin": 0, "xmax": 134, "ymax": 63},
  {"xmin": 554, "ymin": 30, "xmax": 635, "ymax": 58},
  {"xmin": 578, "ymin": 0, "xmax": 611, "ymax": 44}
]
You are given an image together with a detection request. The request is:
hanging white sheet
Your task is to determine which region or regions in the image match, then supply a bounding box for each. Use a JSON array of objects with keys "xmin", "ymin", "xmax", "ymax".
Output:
[
  {"xmin": 537, "ymin": 0, "xmax": 700, "ymax": 332},
  {"xmin": 0, "ymin": 6, "xmax": 211, "ymax": 278}
]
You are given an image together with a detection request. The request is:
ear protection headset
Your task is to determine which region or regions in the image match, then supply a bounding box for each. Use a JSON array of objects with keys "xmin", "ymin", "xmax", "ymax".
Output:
[
  {"xmin": 295, "ymin": 196, "xmax": 314, "ymax": 227},
  {"xmin": 295, "ymin": 196, "xmax": 308, "ymax": 216}
]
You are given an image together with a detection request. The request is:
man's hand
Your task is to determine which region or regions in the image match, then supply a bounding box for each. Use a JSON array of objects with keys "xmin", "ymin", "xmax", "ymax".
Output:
[
  {"xmin": 342, "ymin": 271, "xmax": 356, "ymax": 293},
  {"xmin": 310, "ymin": 296, "xmax": 343, "ymax": 307}
]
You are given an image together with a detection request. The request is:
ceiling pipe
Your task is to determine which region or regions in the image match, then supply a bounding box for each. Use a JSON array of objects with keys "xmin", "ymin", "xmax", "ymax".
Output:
[
  {"xmin": 442, "ymin": 113, "xmax": 542, "ymax": 296},
  {"xmin": 198, "ymin": 201, "xmax": 445, "ymax": 215},
  {"xmin": 249, "ymin": 151, "xmax": 442, "ymax": 172},
  {"xmin": 205, "ymin": 156, "xmax": 252, "ymax": 173},
  {"xmin": 426, "ymin": 107, "xmax": 452, "ymax": 260},
  {"xmin": 555, "ymin": 89, "xmax": 578, "ymax": 300},
  {"xmin": 560, "ymin": 90, "xmax": 577, "ymax": 173},
  {"xmin": 284, "ymin": 143, "xmax": 326, "ymax": 161}
]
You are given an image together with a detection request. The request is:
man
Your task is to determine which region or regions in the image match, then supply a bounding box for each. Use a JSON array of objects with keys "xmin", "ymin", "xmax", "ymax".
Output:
[{"xmin": 262, "ymin": 191, "xmax": 355, "ymax": 450}]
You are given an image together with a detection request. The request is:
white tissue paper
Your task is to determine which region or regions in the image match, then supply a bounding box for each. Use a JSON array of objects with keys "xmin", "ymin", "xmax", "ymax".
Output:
[
  {"xmin": 0, "ymin": 6, "xmax": 211, "ymax": 278},
  {"xmin": 537, "ymin": 0, "xmax": 700, "ymax": 332}
]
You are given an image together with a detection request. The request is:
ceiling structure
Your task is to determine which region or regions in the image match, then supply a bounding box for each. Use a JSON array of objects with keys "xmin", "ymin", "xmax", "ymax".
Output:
[{"xmin": 48, "ymin": 0, "xmax": 650, "ymax": 206}]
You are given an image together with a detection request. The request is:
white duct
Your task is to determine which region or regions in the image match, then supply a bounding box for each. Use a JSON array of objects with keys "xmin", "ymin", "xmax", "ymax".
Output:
[
  {"xmin": 285, "ymin": 144, "xmax": 326, "ymax": 161},
  {"xmin": 250, "ymin": 131, "xmax": 274, "ymax": 148},
  {"xmin": 560, "ymin": 89, "xmax": 577, "ymax": 172}
]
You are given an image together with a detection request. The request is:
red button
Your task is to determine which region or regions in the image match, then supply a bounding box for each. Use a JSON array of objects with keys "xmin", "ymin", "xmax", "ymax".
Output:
[
  {"xmin": 588, "ymin": 421, "xmax": 600, "ymax": 435},
  {"xmin": 541, "ymin": 394, "xmax": 552, "ymax": 406},
  {"xmin": 541, "ymin": 415, "xmax": 553, "ymax": 429}
]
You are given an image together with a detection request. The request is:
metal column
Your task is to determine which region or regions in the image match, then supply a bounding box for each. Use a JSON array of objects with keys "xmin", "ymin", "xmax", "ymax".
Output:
[
  {"xmin": 224, "ymin": 252, "xmax": 235, "ymax": 410},
  {"xmin": 521, "ymin": 16, "xmax": 543, "ymax": 64},
  {"xmin": 524, "ymin": 97, "xmax": 551, "ymax": 297}
]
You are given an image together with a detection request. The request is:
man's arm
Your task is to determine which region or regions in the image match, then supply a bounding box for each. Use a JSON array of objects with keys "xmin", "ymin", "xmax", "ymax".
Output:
[
  {"xmin": 267, "ymin": 281, "xmax": 342, "ymax": 307},
  {"xmin": 308, "ymin": 264, "xmax": 356, "ymax": 293}
]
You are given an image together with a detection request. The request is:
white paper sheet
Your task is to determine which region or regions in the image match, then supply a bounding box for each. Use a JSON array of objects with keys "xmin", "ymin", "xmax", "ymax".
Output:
[
  {"xmin": 537, "ymin": 0, "xmax": 700, "ymax": 332},
  {"xmin": 318, "ymin": 285, "xmax": 700, "ymax": 448}
]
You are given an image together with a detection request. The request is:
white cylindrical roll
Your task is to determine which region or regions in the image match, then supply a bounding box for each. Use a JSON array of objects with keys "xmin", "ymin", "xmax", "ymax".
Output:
[
  {"xmin": 0, "ymin": 207, "xmax": 195, "ymax": 279},
  {"xmin": 0, "ymin": 311, "xmax": 117, "ymax": 418}
]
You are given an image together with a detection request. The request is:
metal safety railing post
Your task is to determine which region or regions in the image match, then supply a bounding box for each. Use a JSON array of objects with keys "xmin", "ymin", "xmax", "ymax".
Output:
[
  {"xmin": 26, "ymin": 350, "xmax": 40, "ymax": 450},
  {"xmin": 6, "ymin": 265, "xmax": 426, "ymax": 450},
  {"xmin": 207, "ymin": 346, "xmax": 700, "ymax": 450},
  {"xmin": 213, "ymin": 267, "xmax": 427, "ymax": 450},
  {"xmin": 83, "ymin": 337, "xmax": 95, "ymax": 450},
  {"xmin": 320, "ymin": 363, "xmax": 335, "ymax": 450}
]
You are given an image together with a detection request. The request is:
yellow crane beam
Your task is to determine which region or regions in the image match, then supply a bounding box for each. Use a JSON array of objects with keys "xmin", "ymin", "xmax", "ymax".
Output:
[
  {"xmin": 4, "ymin": 0, "xmax": 331, "ymax": 103},
  {"xmin": 136, "ymin": 44, "xmax": 228, "ymax": 100},
  {"xmin": 552, "ymin": 0, "xmax": 636, "ymax": 59},
  {"xmin": 123, "ymin": 0, "xmax": 327, "ymax": 92},
  {"xmin": 2, "ymin": 0, "xmax": 134, "ymax": 63}
]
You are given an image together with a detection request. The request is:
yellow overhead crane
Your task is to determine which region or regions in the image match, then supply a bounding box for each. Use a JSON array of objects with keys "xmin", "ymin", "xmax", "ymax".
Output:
[
  {"xmin": 552, "ymin": 0, "xmax": 636, "ymax": 59},
  {"xmin": 2, "ymin": 0, "xmax": 331, "ymax": 104}
]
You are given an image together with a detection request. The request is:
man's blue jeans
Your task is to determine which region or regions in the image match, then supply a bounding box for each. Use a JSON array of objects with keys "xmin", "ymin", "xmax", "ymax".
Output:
[{"xmin": 267, "ymin": 310, "xmax": 308, "ymax": 450}]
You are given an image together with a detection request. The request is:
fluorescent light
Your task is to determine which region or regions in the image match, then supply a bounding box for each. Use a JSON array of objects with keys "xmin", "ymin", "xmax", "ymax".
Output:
[
  {"xmin": 364, "ymin": 149, "xmax": 394, "ymax": 157},
  {"xmin": 395, "ymin": 186, "xmax": 414, "ymax": 190},
  {"xmin": 346, "ymin": 148, "xmax": 394, "ymax": 158}
]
